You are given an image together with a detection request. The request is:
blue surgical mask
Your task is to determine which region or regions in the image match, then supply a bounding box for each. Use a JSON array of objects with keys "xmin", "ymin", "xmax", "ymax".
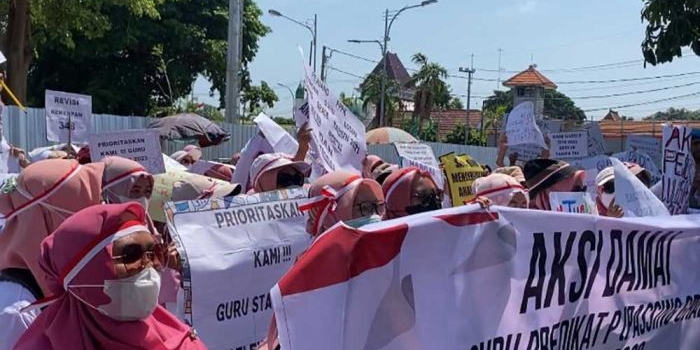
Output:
[{"xmin": 345, "ymin": 214, "xmax": 382, "ymax": 229}]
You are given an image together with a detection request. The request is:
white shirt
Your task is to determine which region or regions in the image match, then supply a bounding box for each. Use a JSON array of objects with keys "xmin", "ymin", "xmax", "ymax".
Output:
[{"xmin": 0, "ymin": 282, "xmax": 39, "ymax": 350}]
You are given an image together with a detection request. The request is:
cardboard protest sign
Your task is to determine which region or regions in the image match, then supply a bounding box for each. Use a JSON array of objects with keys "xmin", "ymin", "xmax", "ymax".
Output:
[
  {"xmin": 254, "ymin": 113, "xmax": 299, "ymax": 155},
  {"xmin": 585, "ymin": 122, "xmax": 607, "ymax": 156},
  {"xmin": 272, "ymin": 205, "xmax": 700, "ymax": 350},
  {"xmin": 504, "ymin": 101, "xmax": 546, "ymax": 149},
  {"xmin": 399, "ymin": 157, "xmax": 445, "ymax": 190},
  {"xmin": 440, "ymin": 152, "xmax": 487, "ymax": 206},
  {"xmin": 303, "ymin": 63, "xmax": 366, "ymax": 174},
  {"xmin": 626, "ymin": 134, "xmax": 662, "ymax": 168},
  {"xmin": 293, "ymin": 99, "xmax": 309, "ymax": 129},
  {"xmin": 44, "ymin": 90, "xmax": 92, "ymax": 143},
  {"xmin": 548, "ymin": 191, "xmax": 598, "ymax": 214},
  {"xmin": 166, "ymin": 190, "xmax": 311, "ymax": 350},
  {"xmin": 611, "ymin": 158, "xmax": 669, "ymax": 217},
  {"xmin": 661, "ymin": 125, "xmax": 696, "ymax": 215},
  {"xmin": 89, "ymin": 129, "xmax": 165, "ymax": 174},
  {"xmin": 550, "ymin": 131, "xmax": 588, "ymax": 159}
]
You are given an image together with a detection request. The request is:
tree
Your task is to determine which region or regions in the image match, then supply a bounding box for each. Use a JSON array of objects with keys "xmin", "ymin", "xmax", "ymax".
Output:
[
  {"xmin": 339, "ymin": 92, "xmax": 368, "ymax": 123},
  {"xmin": 401, "ymin": 118, "xmax": 438, "ymax": 142},
  {"xmin": 360, "ymin": 72, "xmax": 402, "ymax": 129},
  {"xmin": 17, "ymin": 0, "xmax": 274, "ymax": 116},
  {"xmin": 641, "ymin": 0, "xmax": 700, "ymax": 66},
  {"xmin": 481, "ymin": 89, "xmax": 586, "ymax": 121},
  {"xmin": 241, "ymin": 81, "xmax": 278, "ymax": 118},
  {"xmin": 443, "ymin": 123, "xmax": 484, "ymax": 146},
  {"xmin": 448, "ymin": 96, "xmax": 464, "ymax": 110},
  {"xmin": 410, "ymin": 53, "xmax": 448, "ymax": 134},
  {"xmin": 643, "ymin": 107, "xmax": 700, "ymax": 120}
]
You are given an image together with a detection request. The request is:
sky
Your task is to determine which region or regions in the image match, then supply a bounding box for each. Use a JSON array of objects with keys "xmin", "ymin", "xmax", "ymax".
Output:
[{"xmin": 193, "ymin": 0, "xmax": 700, "ymax": 120}]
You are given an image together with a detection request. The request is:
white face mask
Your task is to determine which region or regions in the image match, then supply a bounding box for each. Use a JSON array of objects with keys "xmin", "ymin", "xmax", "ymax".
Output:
[
  {"xmin": 345, "ymin": 214, "xmax": 383, "ymax": 229},
  {"xmin": 100, "ymin": 267, "xmax": 161, "ymax": 321},
  {"xmin": 600, "ymin": 192, "xmax": 615, "ymax": 208}
]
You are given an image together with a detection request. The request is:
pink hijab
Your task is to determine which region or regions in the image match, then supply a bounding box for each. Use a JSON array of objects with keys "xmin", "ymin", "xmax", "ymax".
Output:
[
  {"xmin": 472, "ymin": 173, "xmax": 528, "ymax": 207},
  {"xmin": 301, "ymin": 171, "xmax": 384, "ymax": 237},
  {"xmin": 13, "ymin": 203, "xmax": 207, "ymax": 350},
  {"xmin": 382, "ymin": 166, "xmax": 438, "ymax": 219},
  {"xmin": 0, "ymin": 160, "xmax": 104, "ymax": 294},
  {"xmin": 102, "ymin": 156, "xmax": 154, "ymax": 203},
  {"xmin": 362, "ymin": 155, "xmax": 384, "ymax": 178}
]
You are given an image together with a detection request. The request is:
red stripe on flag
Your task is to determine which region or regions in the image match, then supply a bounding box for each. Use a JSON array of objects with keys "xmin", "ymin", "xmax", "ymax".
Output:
[
  {"xmin": 435, "ymin": 212, "xmax": 498, "ymax": 227},
  {"xmin": 278, "ymin": 224, "xmax": 409, "ymax": 296}
]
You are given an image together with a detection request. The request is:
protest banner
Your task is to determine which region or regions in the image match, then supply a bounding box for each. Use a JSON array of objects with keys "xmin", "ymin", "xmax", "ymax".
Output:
[
  {"xmin": 504, "ymin": 101, "xmax": 546, "ymax": 149},
  {"xmin": 661, "ymin": 125, "xmax": 696, "ymax": 215},
  {"xmin": 303, "ymin": 63, "xmax": 366, "ymax": 174},
  {"xmin": 626, "ymin": 134, "xmax": 662, "ymax": 168},
  {"xmin": 89, "ymin": 129, "xmax": 165, "ymax": 174},
  {"xmin": 399, "ymin": 157, "xmax": 445, "ymax": 190},
  {"xmin": 440, "ymin": 152, "xmax": 486, "ymax": 206},
  {"xmin": 166, "ymin": 189, "xmax": 311, "ymax": 350},
  {"xmin": 394, "ymin": 143, "xmax": 440, "ymax": 169},
  {"xmin": 509, "ymin": 119, "xmax": 560, "ymax": 161},
  {"xmin": 254, "ymin": 113, "xmax": 299, "ymax": 155},
  {"xmin": 586, "ymin": 122, "xmax": 607, "ymax": 156},
  {"xmin": 611, "ymin": 158, "xmax": 669, "ymax": 217},
  {"xmin": 272, "ymin": 205, "xmax": 700, "ymax": 350},
  {"xmin": 550, "ymin": 131, "xmax": 588, "ymax": 159},
  {"xmin": 548, "ymin": 191, "xmax": 598, "ymax": 214},
  {"xmin": 573, "ymin": 151, "xmax": 662, "ymax": 185},
  {"xmin": 44, "ymin": 89, "xmax": 92, "ymax": 144}
]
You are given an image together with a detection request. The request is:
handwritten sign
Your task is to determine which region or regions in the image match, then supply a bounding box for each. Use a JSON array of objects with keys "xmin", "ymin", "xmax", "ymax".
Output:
[
  {"xmin": 254, "ymin": 113, "xmax": 298, "ymax": 155},
  {"xmin": 550, "ymin": 131, "xmax": 588, "ymax": 159},
  {"xmin": 661, "ymin": 125, "xmax": 696, "ymax": 215},
  {"xmin": 45, "ymin": 90, "xmax": 92, "ymax": 143},
  {"xmin": 611, "ymin": 158, "xmax": 669, "ymax": 217},
  {"xmin": 548, "ymin": 191, "xmax": 598, "ymax": 215},
  {"xmin": 89, "ymin": 129, "xmax": 165, "ymax": 174},
  {"xmin": 626, "ymin": 134, "xmax": 662, "ymax": 168},
  {"xmin": 440, "ymin": 152, "xmax": 487, "ymax": 206},
  {"xmin": 304, "ymin": 63, "xmax": 366, "ymax": 174},
  {"xmin": 505, "ymin": 101, "xmax": 546, "ymax": 149},
  {"xmin": 509, "ymin": 119, "xmax": 560, "ymax": 161},
  {"xmin": 585, "ymin": 122, "xmax": 607, "ymax": 156},
  {"xmin": 394, "ymin": 143, "xmax": 439, "ymax": 168}
]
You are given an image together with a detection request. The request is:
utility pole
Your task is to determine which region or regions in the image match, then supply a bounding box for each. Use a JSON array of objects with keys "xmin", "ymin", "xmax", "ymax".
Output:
[
  {"xmin": 496, "ymin": 47, "xmax": 503, "ymax": 90},
  {"xmin": 380, "ymin": 9, "xmax": 389, "ymax": 128},
  {"xmin": 459, "ymin": 55, "xmax": 475, "ymax": 146},
  {"xmin": 225, "ymin": 0, "xmax": 242, "ymax": 128},
  {"xmin": 320, "ymin": 46, "xmax": 329, "ymax": 82}
]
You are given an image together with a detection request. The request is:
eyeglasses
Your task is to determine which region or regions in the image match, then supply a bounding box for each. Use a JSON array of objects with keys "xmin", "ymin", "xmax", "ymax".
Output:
[
  {"xmin": 602, "ymin": 181, "xmax": 615, "ymax": 194},
  {"xmin": 355, "ymin": 201, "xmax": 386, "ymax": 217},
  {"xmin": 112, "ymin": 241, "xmax": 163, "ymax": 265},
  {"xmin": 277, "ymin": 171, "xmax": 305, "ymax": 188}
]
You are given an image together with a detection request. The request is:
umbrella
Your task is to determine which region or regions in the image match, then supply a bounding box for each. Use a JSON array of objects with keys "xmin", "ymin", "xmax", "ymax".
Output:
[
  {"xmin": 147, "ymin": 113, "xmax": 230, "ymax": 148},
  {"xmin": 365, "ymin": 127, "xmax": 419, "ymax": 144}
]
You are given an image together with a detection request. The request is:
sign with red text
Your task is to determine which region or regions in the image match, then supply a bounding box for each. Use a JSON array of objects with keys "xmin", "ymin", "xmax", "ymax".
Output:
[{"xmin": 661, "ymin": 125, "xmax": 696, "ymax": 215}]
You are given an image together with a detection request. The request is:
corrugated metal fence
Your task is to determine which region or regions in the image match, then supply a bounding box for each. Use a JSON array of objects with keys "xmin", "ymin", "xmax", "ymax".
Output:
[{"xmin": 1, "ymin": 106, "xmax": 499, "ymax": 165}]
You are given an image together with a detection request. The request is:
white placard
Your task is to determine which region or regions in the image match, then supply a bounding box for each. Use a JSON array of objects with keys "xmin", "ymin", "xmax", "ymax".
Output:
[
  {"xmin": 304, "ymin": 63, "xmax": 366, "ymax": 174},
  {"xmin": 611, "ymin": 157, "xmax": 669, "ymax": 217},
  {"xmin": 508, "ymin": 119, "xmax": 560, "ymax": 161},
  {"xmin": 254, "ymin": 113, "xmax": 299, "ymax": 155},
  {"xmin": 585, "ymin": 122, "xmax": 607, "ymax": 156},
  {"xmin": 548, "ymin": 191, "xmax": 598, "ymax": 214},
  {"xmin": 167, "ymin": 195, "xmax": 312, "ymax": 350},
  {"xmin": 573, "ymin": 151, "xmax": 662, "ymax": 185},
  {"xmin": 504, "ymin": 101, "xmax": 546, "ymax": 148},
  {"xmin": 394, "ymin": 143, "xmax": 439, "ymax": 169},
  {"xmin": 89, "ymin": 129, "xmax": 165, "ymax": 174},
  {"xmin": 626, "ymin": 134, "xmax": 662, "ymax": 168},
  {"xmin": 272, "ymin": 205, "xmax": 700, "ymax": 350},
  {"xmin": 399, "ymin": 157, "xmax": 445, "ymax": 190},
  {"xmin": 44, "ymin": 89, "xmax": 92, "ymax": 143},
  {"xmin": 661, "ymin": 125, "xmax": 696, "ymax": 215},
  {"xmin": 550, "ymin": 131, "xmax": 588, "ymax": 159}
]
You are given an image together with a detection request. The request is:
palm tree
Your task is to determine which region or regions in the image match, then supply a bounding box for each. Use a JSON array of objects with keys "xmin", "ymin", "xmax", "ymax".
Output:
[
  {"xmin": 360, "ymin": 72, "xmax": 402, "ymax": 129},
  {"xmin": 410, "ymin": 53, "xmax": 449, "ymax": 134}
]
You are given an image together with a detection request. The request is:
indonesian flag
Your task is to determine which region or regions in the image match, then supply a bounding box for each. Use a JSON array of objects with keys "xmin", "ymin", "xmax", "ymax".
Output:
[{"xmin": 271, "ymin": 206, "xmax": 700, "ymax": 350}]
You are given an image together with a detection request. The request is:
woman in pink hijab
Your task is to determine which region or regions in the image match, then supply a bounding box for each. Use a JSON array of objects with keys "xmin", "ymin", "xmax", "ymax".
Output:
[
  {"xmin": 523, "ymin": 159, "xmax": 587, "ymax": 211},
  {"xmin": 0, "ymin": 159, "xmax": 104, "ymax": 349},
  {"xmin": 102, "ymin": 157, "xmax": 154, "ymax": 207},
  {"xmin": 13, "ymin": 203, "xmax": 207, "ymax": 350},
  {"xmin": 382, "ymin": 166, "xmax": 442, "ymax": 219},
  {"xmin": 472, "ymin": 173, "xmax": 529, "ymax": 208}
]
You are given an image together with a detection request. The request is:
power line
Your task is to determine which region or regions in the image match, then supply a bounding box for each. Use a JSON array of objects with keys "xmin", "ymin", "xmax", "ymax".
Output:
[
  {"xmin": 328, "ymin": 66, "xmax": 365, "ymax": 80},
  {"xmin": 582, "ymin": 92, "xmax": 700, "ymax": 112},
  {"xmin": 557, "ymin": 72, "xmax": 700, "ymax": 85},
  {"xmin": 569, "ymin": 81, "xmax": 700, "ymax": 100}
]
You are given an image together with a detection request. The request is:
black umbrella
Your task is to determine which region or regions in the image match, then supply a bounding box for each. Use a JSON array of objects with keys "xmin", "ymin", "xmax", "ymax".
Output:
[{"xmin": 147, "ymin": 113, "xmax": 230, "ymax": 148}]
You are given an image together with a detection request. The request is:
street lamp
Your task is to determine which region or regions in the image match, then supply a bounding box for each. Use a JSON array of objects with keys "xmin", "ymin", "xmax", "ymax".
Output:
[
  {"xmin": 269, "ymin": 9, "xmax": 318, "ymax": 71},
  {"xmin": 276, "ymin": 83, "xmax": 295, "ymax": 101}
]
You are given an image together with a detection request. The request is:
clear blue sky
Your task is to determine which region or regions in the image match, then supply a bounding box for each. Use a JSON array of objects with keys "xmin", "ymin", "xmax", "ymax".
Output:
[{"xmin": 194, "ymin": 0, "xmax": 700, "ymax": 120}]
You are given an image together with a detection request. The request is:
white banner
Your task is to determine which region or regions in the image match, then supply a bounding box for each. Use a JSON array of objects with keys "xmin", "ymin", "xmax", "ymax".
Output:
[
  {"xmin": 505, "ymin": 101, "xmax": 546, "ymax": 149},
  {"xmin": 661, "ymin": 125, "xmax": 696, "ymax": 215},
  {"xmin": 394, "ymin": 143, "xmax": 440, "ymax": 169},
  {"xmin": 304, "ymin": 63, "xmax": 366, "ymax": 174},
  {"xmin": 611, "ymin": 158, "xmax": 669, "ymax": 217},
  {"xmin": 509, "ymin": 119, "xmax": 561, "ymax": 161},
  {"xmin": 254, "ymin": 113, "xmax": 299, "ymax": 155},
  {"xmin": 585, "ymin": 122, "xmax": 607, "ymax": 156},
  {"xmin": 548, "ymin": 191, "xmax": 597, "ymax": 214},
  {"xmin": 44, "ymin": 89, "xmax": 92, "ymax": 143},
  {"xmin": 89, "ymin": 129, "xmax": 165, "ymax": 174},
  {"xmin": 626, "ymin": 134, "xmax": 662, "ymax": 168},
  {"xmin": 550, "ymin": 131, "xmax": 588, "ymax": 159},
  {"xmin": 272, "ymin": 205, "xmax": 700, "ymax": 350},
  {"xmin": 167, "ymin": 191, "xmax": 312, "ymax": 350}
]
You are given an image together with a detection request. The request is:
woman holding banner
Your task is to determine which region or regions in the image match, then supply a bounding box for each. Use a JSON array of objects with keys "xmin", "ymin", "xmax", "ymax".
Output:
[{"xmin": 12, "ymin": 203, "xmax": 207, "ymax": 350}]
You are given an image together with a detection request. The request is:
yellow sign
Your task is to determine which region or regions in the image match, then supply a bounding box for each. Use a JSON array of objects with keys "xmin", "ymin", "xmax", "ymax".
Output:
[{"xmin": 439, "ymin": 152, "xmax": 487, "ymax": 206}]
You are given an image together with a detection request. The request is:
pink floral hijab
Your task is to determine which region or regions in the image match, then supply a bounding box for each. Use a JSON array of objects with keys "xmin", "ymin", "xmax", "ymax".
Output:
[{"xmin": 101, "ymin": 156, "xmax": 154, "ymax": 203}]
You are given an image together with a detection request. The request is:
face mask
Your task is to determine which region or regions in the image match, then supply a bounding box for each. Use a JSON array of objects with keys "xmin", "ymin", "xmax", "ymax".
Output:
[
  {"xmin": 405, "ymin": 197, "xmax": 442, "ymax": 215},
  {"xmin": 107, "ymin": 191, "xmax": 149, "ymax": 210},
  {"xmin": 100, "ymin": 267, "xmax": 161, "ymax": 321},
  {"xmin": 345, "ymin": 214, "xmax": 382, "ymax": 229},
  {"xmin": 600, "ymin": 192, "xmax": 615, "ymax": 208}
]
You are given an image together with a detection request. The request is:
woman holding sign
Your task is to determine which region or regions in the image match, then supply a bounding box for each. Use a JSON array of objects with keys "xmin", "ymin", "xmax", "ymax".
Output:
[{"xmin": 13, "ymin": 203, "xmax": 207, "ymax": 350}]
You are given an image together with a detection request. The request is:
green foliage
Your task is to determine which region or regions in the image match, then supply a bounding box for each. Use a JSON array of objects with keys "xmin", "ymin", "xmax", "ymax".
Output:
[
  {"xmin": 448, "ymin": 96, "xmax": 464, "ymax": 110},
  {"xmin": 444, "ymin": 123, "xmax": 485, "ymax": 146},
  {"xmin": 410, "ymin": 53, "xmax": 449, "ymax": 134},
  {"xmin": 26, "ymin": 0, "xmax": 274, "ymax": 116},
  {"xmin": 481, "ymin": 89, "xmax": 586, "ymax": 121},
  {"xmin": 641, "ymin": 0, "xmax": 700, "ymax": 66},
  {"xmin": 241, "ymin": 81, "xmax": 278, "ymax": 117},
  {"xmin": 339, "ymin": 92, "xmax": 367, "ymax": 121},
  {"xmin": 420, "ymin": 120, "xmax": 438, "ymax": 142},
  {"xmin": 643, "ymin": 107, "xmax": 700, "ymax": 120},
  {"xmin": 272, "ymin": 116, "xmax": 295, "ymax": 125},
  {"xmin": 360, "ymin": 72, "xmax": 402, "ymax": 128}
]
